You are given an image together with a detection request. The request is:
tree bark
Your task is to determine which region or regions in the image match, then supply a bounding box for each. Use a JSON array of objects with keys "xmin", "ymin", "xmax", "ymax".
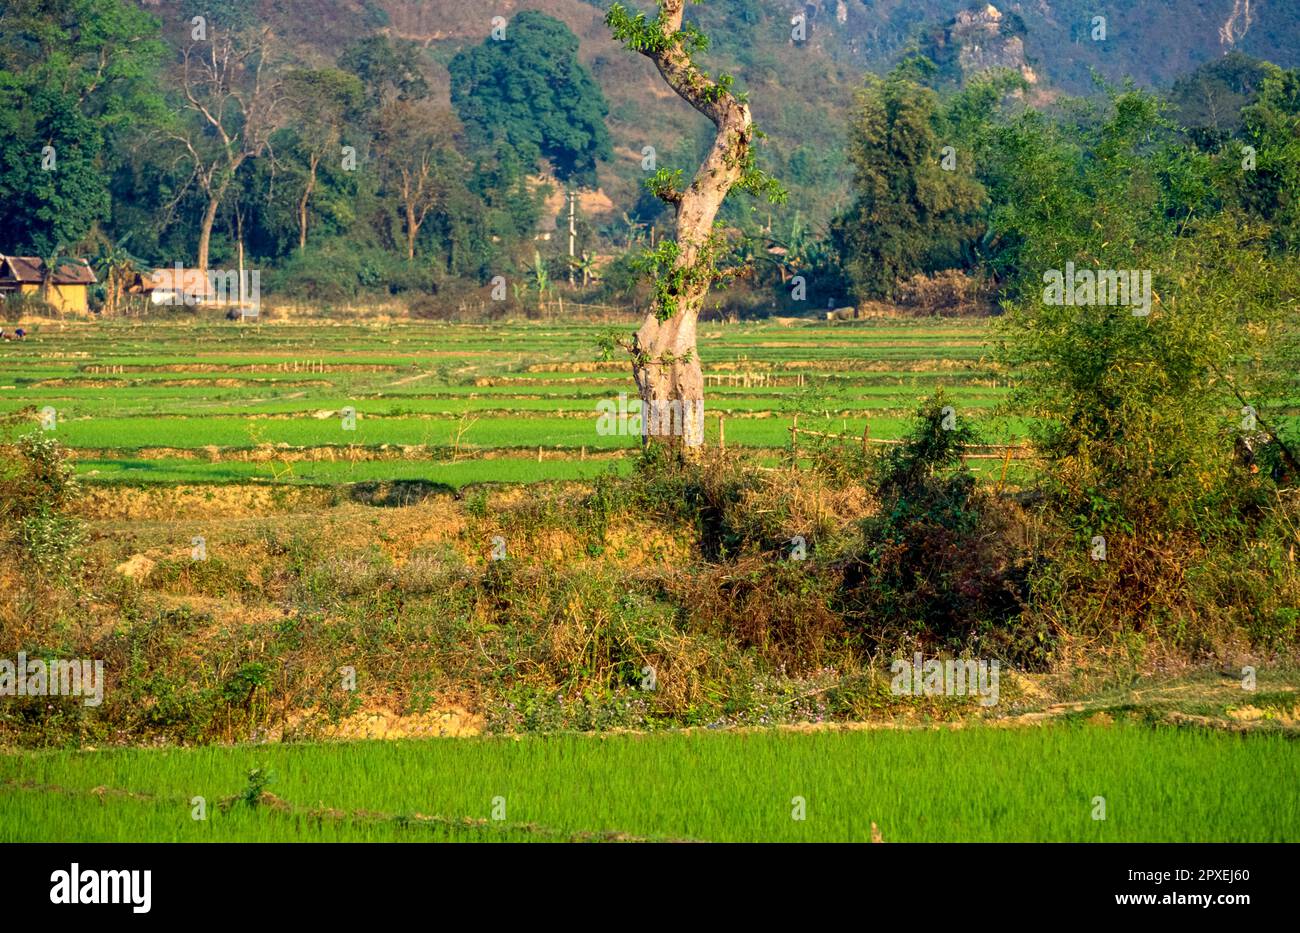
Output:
[
  {"xmin": 197, "ymin": 194, "xmax": 221, "ymax": 274},
  {"xmin": 633, "ymin": 306, "xmax": 706, "ymax": 446},
  {"xmin": 298, "ymin": 155, "xmax": 318, "ymax": 253},
  {"xmin": 198, "ymin": 167, "xmax": 236, "ymax": 274},
  {"xmin": 616, "ymin": 0, "xmax": 756, "ymax": 449},
  {"xmin": 405, "ymin": 201, "xmax": 418, "ymax": 261}
]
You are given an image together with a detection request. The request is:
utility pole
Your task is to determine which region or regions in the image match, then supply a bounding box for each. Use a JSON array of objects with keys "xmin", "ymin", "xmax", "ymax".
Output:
[{"xmin": 567, "ymin": 188, "xmax": 576, "ymax": 287}]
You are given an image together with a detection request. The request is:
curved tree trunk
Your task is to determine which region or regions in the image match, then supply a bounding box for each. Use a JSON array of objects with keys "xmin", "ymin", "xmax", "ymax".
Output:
[
  {"xmin": 196, "ymin": 167, "xmax": 240, "ymax": 275},
  {"xmin": 198, "ymin": 194, "xmax": 221, "ymax": 274},
  {"xmin": 633, "ymin": 305, "xmax": 705, "ymax": 446},
  {"xmin": 614, "ymin": 0, "xmax": 756, "ymax": 450},
  {"xmin": 298, "ymin": 156, "xmax": 318, "ymax": 253}
]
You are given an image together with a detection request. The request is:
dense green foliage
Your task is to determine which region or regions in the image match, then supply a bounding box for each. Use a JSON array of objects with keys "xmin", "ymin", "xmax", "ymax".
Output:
[
  {"xmin": 0, "ymin": 428, "xmax": 83, "ymax": 575},
  {"xmin": 0, "ymin": 2, "xmax": 559, "ymax": 298},
  {"xmin": 450, "ymin": 12, "xmax": 612, "ymax": 187},
  {"xmin": 0, "ymin": 0, "xmax": 164, "ymax": 257},
  {"xmin": 988, "ymin": 88, "xmax": 1300, "ymax": 530},
  {"xmin": 829, "ymin": 53, "xmax": 1300, "ymax": 311},
  {"xmin": 830, "ymin": 64, "xmax": 1021, "ymax": 300}
]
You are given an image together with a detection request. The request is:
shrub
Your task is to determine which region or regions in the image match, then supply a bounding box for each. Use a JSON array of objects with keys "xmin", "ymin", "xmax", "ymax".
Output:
[
  {"xmin": 990, "ymin": 87, "xmax": 1300, "ymax": 534},
  {"xmin": 630, "ymin": 446, "xmax": 795, "ymax": 560},
  {"xmin": 264, "ymin": 245, "xmax": 362, "ymax": 303},
  {"xmin": 265, "ymin": 243, "xmax": 436, "ymax": 303},
  {"xmin": 0, "ymin": 429, "xmax": 84, "ymax": 576},
  {"xmin": 407, "ymin": 294, "xmax": 452, "ymax": 320},
  {"xmin": 672, "ymin": 558, "xmax": 844, "ymax": 668},
  {"xmin": 840, "ymin": 394, "xmax": 1035, "ymax": 657},
  {"xmin": 2, "ymin": 292, "xmax": 57, "ymax": 322},
  {"xmin": 1022, "ymin": 489, "xmax": 1300, "ymax": 663},
  {"xmin": 891, "ymin": 270, "xmax": 996, "ymax": 316}
]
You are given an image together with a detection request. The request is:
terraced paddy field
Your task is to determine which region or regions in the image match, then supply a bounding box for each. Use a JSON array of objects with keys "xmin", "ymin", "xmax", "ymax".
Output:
[
  {"xmin": 0, "ymin": 317, "xmax": 1029, "ymax": 487},
  {"xmin": 4, "ymin": 722, "xmax": 1297, "ymax": 842},
  {"xmin": 6, "ymin": 316, "xmax": 1299, "ymax": 847}
]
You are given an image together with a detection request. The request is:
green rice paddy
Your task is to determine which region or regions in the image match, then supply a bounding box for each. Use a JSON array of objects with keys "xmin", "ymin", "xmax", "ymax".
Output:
[
  {"xmin": 2, "ymin": 723, "xmax": 1295, "ymax": 842},
  {"xmin": 0, "ymin": 318, "xmax": 1028, "ymax": 486}
]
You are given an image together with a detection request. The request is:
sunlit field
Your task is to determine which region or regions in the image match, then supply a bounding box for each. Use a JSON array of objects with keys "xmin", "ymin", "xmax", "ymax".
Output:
[
  {"xmin": 4, "ymin": 723, "xmax": 1297, "ymax": 842},
  {"xmin": 0, "ymin": 318, "xmax": 1036, "ymax": 487}
]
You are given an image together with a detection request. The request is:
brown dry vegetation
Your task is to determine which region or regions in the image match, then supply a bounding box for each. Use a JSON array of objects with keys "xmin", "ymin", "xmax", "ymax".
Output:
[{"xmin": 2, "ymin": 407, "xmax": 1298, "ymax": 747}]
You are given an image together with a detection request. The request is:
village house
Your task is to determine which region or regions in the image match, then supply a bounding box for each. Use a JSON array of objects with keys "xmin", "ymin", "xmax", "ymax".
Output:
[
  {"xmin": 128, "ymin": 266, "xmax": 259, "ymax": 318},
  {"xmin": 128, "ymin": 266, "xmax": 214, "ymax": 306},
  {"xmin": 0, "ymin": 255, "xmax": 98, "ymax": 314}
]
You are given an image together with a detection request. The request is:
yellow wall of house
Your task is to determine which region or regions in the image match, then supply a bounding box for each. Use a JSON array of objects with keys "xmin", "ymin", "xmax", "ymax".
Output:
[{"xmin": 18, "ymin": 283, "xmax": 89, "ymax": 313}]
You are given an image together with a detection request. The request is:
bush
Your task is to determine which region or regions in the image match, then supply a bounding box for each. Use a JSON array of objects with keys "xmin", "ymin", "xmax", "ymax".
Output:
[
  {"xmin": 890, "ymin": 270, "xmax": 996, "ymax": 316},
  {"xmin": 671, "ymin": 558, "xmax": 844, "ymax": 668},
  {"xmin": 840, "ymin": 394, "xmax": 1035, "ymax": 658},
  {"xmin": 265, "ymin": 243, "xmax": 436, "ymax": 303},
  {"xmin": 265, "ymin": 245, "xmax": 363, "ymax": 303},
  {"xmin": 990, "ymin": 89, "xmax": 1300, "ymax": 534},
  {"xmin": 0, "ymin": 429, "xmax": 84, "ymax": 576},
  {"xmin": 630, "ymin": 446, "xmax": 797, "ymax": 560},
  {"xmin": 2, "ymin": 292, "xmax": 57, "ymax": 322},
  {"xmin": 407, "ymin": 294, "xmax": 452, "ymax": 320}
]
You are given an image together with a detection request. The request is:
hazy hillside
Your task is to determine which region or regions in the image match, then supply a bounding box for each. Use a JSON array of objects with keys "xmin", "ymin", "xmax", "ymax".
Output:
[{"xmin": 142, "ymin": 0, "xmax": 1300, "ymax": 228}]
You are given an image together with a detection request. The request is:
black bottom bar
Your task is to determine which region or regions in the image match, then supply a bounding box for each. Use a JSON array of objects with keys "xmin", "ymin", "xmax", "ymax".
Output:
[{"xmin": 0, "ymin": 842, "xmax": 1278, "ymax": 919}]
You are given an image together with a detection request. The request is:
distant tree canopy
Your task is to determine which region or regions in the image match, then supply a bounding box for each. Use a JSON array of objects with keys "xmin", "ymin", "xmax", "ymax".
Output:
[
  {"xmin": 0, "ymin": 86, "xmax": 106, "ymax": 258},
  {"xmin": 1169, "ymin": 52, "xmax": 1273, "ymax": 145},
  {"xmin": 449, "ymin": 11, "xmax": 612, "ymax": 187},
  {"xmin": 0, "ymin": 0, "xmax": 164, "ymax": 256},
  {"xmin": 0, "ymin": 0, "xmax": 1296, "ymax": 319},
  {"xmin": 339, "ymin": 34, "xmax": 430, "ymax": 109},
  {"xmin": 830, "ymin": 64, "xmax": 993, "ymax": 301},
  {"xmin": 1235, "ymin": 66, "xmax": 1300, "ymax": 251}
]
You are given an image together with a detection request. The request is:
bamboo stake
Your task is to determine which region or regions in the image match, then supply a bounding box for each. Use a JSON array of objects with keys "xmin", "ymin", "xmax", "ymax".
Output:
[{"xmin": 997, "ymin": 446, "xmax": 1013, "ymax": 493}]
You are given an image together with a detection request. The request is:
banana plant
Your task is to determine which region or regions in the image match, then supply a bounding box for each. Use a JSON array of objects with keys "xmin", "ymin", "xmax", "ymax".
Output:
[
  {"xmin": 528, "ymin": 251, "xmax": 551, "ymax": 314},
  {"xmin": 91, "ymin": 233, "xmax": 146, "ymax": 317},
  {"xmin": 620, "ymin": 211, "xmax": 646, "ymax": 248},
  {"xmin": 571, "ymin": 251, "xmax": 599, "ymax": 287}
]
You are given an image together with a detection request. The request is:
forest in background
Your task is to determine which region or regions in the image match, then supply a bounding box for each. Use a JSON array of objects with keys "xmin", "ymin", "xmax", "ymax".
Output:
[{"xmin": 1, "ymin": 0, "xmax": 1298, "ymax": 318}]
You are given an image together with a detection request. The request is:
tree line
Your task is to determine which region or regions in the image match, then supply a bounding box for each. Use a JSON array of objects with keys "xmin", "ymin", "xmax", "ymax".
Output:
[{"xmin": 0, "ymin": 1, "xmax": 611, "ymax": 308}]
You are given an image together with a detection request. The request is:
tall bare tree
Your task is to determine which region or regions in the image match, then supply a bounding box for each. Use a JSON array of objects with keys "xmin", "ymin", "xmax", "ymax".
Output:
[
  {"xmin": 606, "ymin": 0, "xmax": 783, "ymax": 448},
  {"xmin": 169, "ymin": 25, "xmax": 285, "ymax": 272},
  {"xmin": 282, "ymin": 68, "xmax": 363, "ymax": 253},
  {"xmin": 372, "ymin": 101, "xmax": 457, "ymax": 261}
]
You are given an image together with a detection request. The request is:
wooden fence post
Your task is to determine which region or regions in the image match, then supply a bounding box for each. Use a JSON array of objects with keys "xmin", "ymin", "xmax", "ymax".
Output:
[
  {"xmin": 719, "ymin": 415, "xmax": 726, "ymax": 450},
  {"xmin": 791, "ymin": 413, "xmax": 799, "ymax": 467},
  {"xmin": 997, "ymin": 446, "xmax": 1013, "ymax": 493}
]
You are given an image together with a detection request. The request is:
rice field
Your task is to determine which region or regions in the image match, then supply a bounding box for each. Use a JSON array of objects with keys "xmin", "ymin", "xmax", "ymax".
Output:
[
  {"xmin": 0, "ymin": 317, "xmax": 1028, "ymax": 487},
  {"xmin": 8, "ymin": 315, "xmax": 1297, "ymax": 848},
  {"xmin": 3, "ymin": 723, "xmax": 1296, "ymax": 842}
]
